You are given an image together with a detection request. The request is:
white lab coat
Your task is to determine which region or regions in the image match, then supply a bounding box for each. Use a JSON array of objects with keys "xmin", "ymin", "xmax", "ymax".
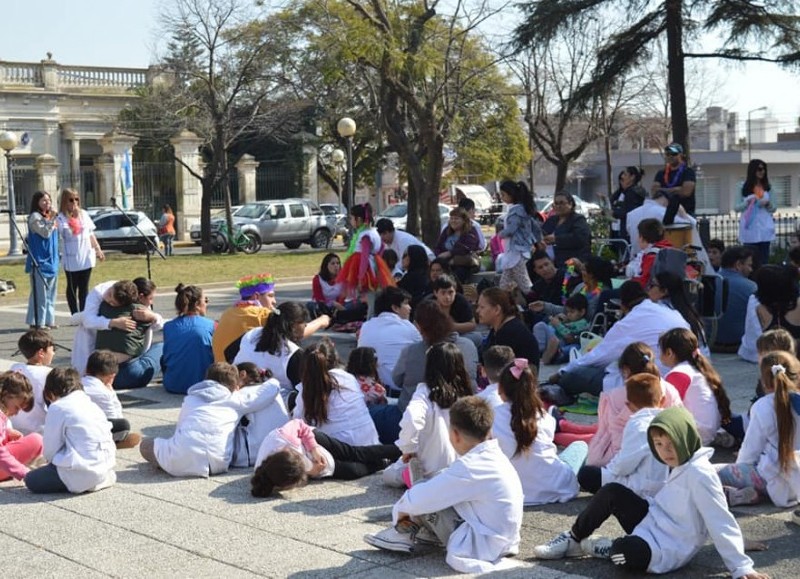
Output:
[
  {"xmin": 395, "ymin": 384, "xmax": 456, "ymax": 478},
  {"xmin": 293, "ymin": 368, "xmax": 379, "ymax": 446},
  {"xmin": 601, "ymin": 407, "xmax": 668, "ymax": 498},
  {"xmin": 737, "ymin": 393, "xmax": 800, "ymax": 507},
  {"xmin": 392, "ymin": 439, "xmax": 523, "ymax": 574},
  {"xmin": 387, "ymin": 229, "xmax": 435, "ymax": 261},
  {"xmin": 71, "ymin": 280, "xmax": 166, "ymax": 374},
  {"xmin": 738, "ymin": 294, "xmax": 761, "ymax": 363},
  {"xmin": 81, "ymin": 375, "xmax": 124, "ymax": 419},
  {"xmin": 476, "ymin": 383, "xmax": 503, "ymax": 408},
  {"xmin": 561, "ymin": 299, "xmax": 689, "ymax": 391},
  {"xmin": 9, "ymin": 363, "xmax": 51, "ymax": 434},
  {"xmin": 234, "ymin": 328, "xmax": 299, "ymax": 401},
  {"xmin": 154, "ymin": 379, "xmax": 284, "ymax": 477},
  {"xmin": 632, "ymin": 447, "xmax": 755, "ymax": 578},
  {"xmin": 357, "ymin": 313, "xmax": 422, "ymax": 390},
  {"xmin": 492, "ymin": 403, "xmax": 578, "ymax": 505},
  {"xmin": 666, "ymin": 361, "xmax": 721, "ymax": 446},
  {"xmin": 237, "ymin": 385, "xmax": 290, "ymax": 466},
  {"xmin": 43, "ymin": 390, "xmax": 116, "ymax": 493}
]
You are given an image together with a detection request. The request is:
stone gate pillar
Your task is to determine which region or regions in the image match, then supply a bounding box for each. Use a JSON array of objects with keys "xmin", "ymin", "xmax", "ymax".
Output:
[
  {"xmin": 236, "ymin": 154, "xmax": 258, "ymax": 204},
  {"xmin": 170, "ymin": 130, "xmax": 204, "ymax": 241}
]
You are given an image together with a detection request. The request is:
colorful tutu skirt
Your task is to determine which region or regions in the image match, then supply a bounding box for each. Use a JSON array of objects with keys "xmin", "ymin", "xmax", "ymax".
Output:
[{"xmin": 338, "ymin": 252, "xmax": 395, "ymax": 294}]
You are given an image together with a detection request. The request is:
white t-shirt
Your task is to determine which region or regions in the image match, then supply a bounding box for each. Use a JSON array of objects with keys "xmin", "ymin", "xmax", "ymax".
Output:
[
  {"xmin": 9, "ymin": 363, "xmax": 51, "ymax": 434},
  {"xmin": 357, "ymin": 312, "xmax": 421, "ymax": 390}
]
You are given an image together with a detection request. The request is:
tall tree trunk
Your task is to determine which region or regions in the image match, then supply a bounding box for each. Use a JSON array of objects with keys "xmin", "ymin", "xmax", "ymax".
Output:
[
  {"xmin": 406, "ymin": 179, "xmax": 419, "ymax": 236},
  {"xmin": 200, "ymin": 176, "xmax": 214, "ymax": 255},
  {"xmin": 666, "ymin": 0, "xmax": 689, "ymax": 155},
  {"xmin": 554, "ymin": 161, "xmax": 568, "ymax": 193}
]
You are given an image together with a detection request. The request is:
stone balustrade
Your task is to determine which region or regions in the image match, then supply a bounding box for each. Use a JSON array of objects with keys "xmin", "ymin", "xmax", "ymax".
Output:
[{"xmin": 0, "ymin": 60, "xmax": 154, "ymax": 92}]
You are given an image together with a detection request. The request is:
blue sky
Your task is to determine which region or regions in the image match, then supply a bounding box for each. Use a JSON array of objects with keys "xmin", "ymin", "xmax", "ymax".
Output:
[{"xmin": 3, "ymin": 0, "xmax": 799, "ymax": 129}]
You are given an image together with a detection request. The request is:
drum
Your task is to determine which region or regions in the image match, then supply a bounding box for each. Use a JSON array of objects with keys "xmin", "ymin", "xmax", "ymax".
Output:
[{"xmin": 663, "ymin": 223, "xmax": 692, "ymax": 249}]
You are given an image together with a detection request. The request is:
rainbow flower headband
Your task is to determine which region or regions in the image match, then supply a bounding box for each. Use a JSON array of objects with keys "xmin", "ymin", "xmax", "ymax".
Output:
[{"xmin": 236, "ymin": 273, "xmax": 275, "ymax": 298}]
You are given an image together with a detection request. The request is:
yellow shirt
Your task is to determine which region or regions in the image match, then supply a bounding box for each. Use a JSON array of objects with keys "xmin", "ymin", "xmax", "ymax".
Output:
[{"xmin": 212, "ymin": 303, "xmax": 270, "ymax": 362}]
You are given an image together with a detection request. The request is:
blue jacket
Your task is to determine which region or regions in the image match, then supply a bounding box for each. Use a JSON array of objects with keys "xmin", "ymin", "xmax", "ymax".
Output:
[{"xmin": 500, "ymin": 204, "xmax": 541, "ymax": 255}]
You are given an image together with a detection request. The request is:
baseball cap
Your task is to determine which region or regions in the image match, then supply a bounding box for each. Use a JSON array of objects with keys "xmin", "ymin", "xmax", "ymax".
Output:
[{"xmin": 664, "ymin": 143, "xmax": 683, "ymax": 155}]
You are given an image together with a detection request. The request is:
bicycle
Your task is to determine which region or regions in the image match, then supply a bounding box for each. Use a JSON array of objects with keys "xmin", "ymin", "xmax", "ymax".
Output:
[{"xmin": 212, "ymin": 221, "xmax": 262, "ymax": 254}]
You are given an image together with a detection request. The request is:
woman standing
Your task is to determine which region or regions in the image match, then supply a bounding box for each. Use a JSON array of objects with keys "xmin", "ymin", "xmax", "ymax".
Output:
[
  {"xmin": 498, "ymin": 180, "xmax": 542, "ymax": 294},
  {"xmin": 26, "ymin": 191, "xmax": 59, "ymax": 329},
  {"xmin": 737, "ymin": 159, "xmax": 775, "ymax": 268},
  {"xmin": 56, "ymin": 188, "xmax": 104, "ymax": 314},
  {"xmin": 158, "ymin": 204, "xmax": 176, "ymax": 257},
  {"xmin": 541, "ymin": 191, "xmax": 592, "ymax": 267},
  {"xmin": 476, "ymin": 287, "xmax": 540, "ymax": 366},
  {"xmin": 161, "ymin": 284, "xmax": 215, "ymax": 395},
  {"xmin": 434, "ymin": 207, "xmax": 481, "ymax": 282},
  {"xmin": 609, "ymin": 167, "xmax": 646, "ymax": 241}
]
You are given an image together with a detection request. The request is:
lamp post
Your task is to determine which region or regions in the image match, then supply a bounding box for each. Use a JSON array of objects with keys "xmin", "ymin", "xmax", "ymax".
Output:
[
  {"xmin": 747, "ymin": 106, "xmax": 768, "ymax": 161},
  {"xmin": 337, "ymin": 118, "xmax": 356, "ymax": 209},
  {"xmin": 331, "ymin": 148, "xmax": 345, "ymax": 205},
  {"xmin": 0, "ymin": 131, "xmax": 21, "ymax": 256}
]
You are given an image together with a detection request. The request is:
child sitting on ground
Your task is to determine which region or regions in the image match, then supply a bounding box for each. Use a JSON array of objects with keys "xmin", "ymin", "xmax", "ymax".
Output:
[
  {"xmin": 237, "ymin": 361, "xmax": 270, "ymax": 386},
  {"xmin": 0, "ymin": 371, "xmax": 43, "ymax": 482},
  {"xmin": 716, "ymin": 351, "xmax": 800, "ymax": 507},
  {"xmin": 625, "ymin": 218, "xmax": 672, "ymax": 289},
  {"xmin": 81, "ymin": 350, "xmax": 141, "ymax": 449},
  {"xmin": 660, "ymin": 328, "xmax": 732, "ymax": 446},
  {"xmin": 476, "ymin": 345, "xmax": 515, "ymax": 408},
  {"xmin": 365, "ymin": 396, "xmax": 524, "ymax": 573},
  {"xmin": 346, "ymin": 347, "xmax": 387, "ymax": 407},
  {"xmin": 540, "ymin": 293, "xmax": 590, "ymax": 364},
  {"xmin": 250, "ymin": 418, "xmax": 401, "ymax": 496},
  {"xmin": 534, "ymin": 406, "xmax": 767, "ymax": 579},
  {"xmin": 140, "ymin": 362, "xmax": 285, "ymax": 477},
  {"xmin": 25, "ymin": 368, "xmax": 116, "ymax": 494},
  {"xmin": 382, "ymin": 342, "xmax": 473, "ymax": 487},
  {"xmin": 578, "ymin": 373, "xmax": 668, "ymax": 497},
  {"xmin": 494, "ymin": 358, "xmax": 586, "ymax": 505},
  {"xmin": 10, "ymin": 328, "xmax": 54, "ymax": 434},
  {"xmin": 586, "ymin": 342, "xmax": 682, "ymax": 467}
]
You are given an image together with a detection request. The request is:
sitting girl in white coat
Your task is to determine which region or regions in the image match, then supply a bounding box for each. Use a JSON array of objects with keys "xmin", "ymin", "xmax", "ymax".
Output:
[
  {"xmin": 139, "ymin": 362, "xmax": 285, "ymax": 477},
  {"xmin": 250, "ymin": 418, "xmax": 401, "ymax": 496},
  {"xmin": 25, "ymin": 368, "xmax": 116, "ymax": 494},
  {"xmin": 660, "ymin": 328, "xmax": 732, "ymax": 446},
  {"xmin": 717, "ymin": 351, "xmax": 800, "ymax": 507},
  {"xmin": 292, "ymin": 338, "xmax": 379, "ymax": 447},
  {"xmin": 383, "ymin": 342, "xmax": 474, "ymax": 487},
  {"xmin": 493, "ymin": 358, "xmax": 584, "ymax": 505}
]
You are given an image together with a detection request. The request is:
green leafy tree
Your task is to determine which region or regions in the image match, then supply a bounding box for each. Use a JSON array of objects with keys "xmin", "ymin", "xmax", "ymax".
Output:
[{"xmin": 515, "ymin": 0, "xmax": 800, "ymax": 155}]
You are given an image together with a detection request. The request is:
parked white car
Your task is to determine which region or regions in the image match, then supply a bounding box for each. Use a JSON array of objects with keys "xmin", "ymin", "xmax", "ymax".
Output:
[
  {"xmin": 378, "ymin": 202, "xmax": 452, "ymax": 231},
  {"xmin": 87, "ymin": 208, "xmax": 160, "ymax": 254}
]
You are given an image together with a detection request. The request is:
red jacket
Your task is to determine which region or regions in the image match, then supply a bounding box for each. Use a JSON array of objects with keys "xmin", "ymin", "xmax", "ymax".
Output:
[{"xmin": 633, "ymin": 239, "xmax": 673, "ymax": 288}]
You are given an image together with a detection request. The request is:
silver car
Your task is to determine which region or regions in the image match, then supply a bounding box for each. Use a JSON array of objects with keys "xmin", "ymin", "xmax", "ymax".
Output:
[
  {"xmin": 87, "ymin": 208, "xmax": 160, "ymax": 254},
  {"xmin": 190, "ymin": 205, "xmax": 243, "ymax": 245},
  {"xmin": 377, "ymin": 202, "xmax": 452, "ymax": 231}
]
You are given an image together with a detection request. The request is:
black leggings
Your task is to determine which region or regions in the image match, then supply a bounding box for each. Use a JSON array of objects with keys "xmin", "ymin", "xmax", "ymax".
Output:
[
  {"xmin": 65, "ymin": 268, "xmax": 93, "ymax": 314},
  {"xmin": 313, "ymin": 430, "xmax": 401, "ymax": 480},
  {"xmin": 109, "ymin": 418, "xmax": 131, "ymax": 442},
  {"xmin": 572, "ymin": 482, "xmax": 652, "ymax": 573}
]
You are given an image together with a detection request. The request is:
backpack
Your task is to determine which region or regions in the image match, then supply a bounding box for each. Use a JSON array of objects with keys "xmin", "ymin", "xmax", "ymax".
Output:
[{"xmin": 649, "ymin": 247, "xmax": 687, "ymax": 279}]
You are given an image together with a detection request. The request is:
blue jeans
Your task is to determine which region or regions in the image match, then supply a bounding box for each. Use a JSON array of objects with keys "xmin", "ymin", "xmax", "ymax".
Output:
[
  {"xmin": 113, "ymin": 342, "xmax": 164, "ymax": 390},
  {"xmin": 559, "ymin": 364, "xmax": 605, "ymax": 398},
  {"xmin": 160, "ymin": 234, "xmax": 174, "ymax": 256},
  {"xmin": 26, "ymin": 271, "xmax": 57, "ymax": 327}
]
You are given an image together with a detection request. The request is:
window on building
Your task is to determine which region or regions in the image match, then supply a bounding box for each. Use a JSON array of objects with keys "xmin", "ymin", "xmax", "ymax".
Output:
[
  {"xmin": 771, "ymin": 175, "xmax": 791, "ymax": 207},
  {"xmin": 695, "ymin": 176, "xmax": 720, "ymax": 214}
]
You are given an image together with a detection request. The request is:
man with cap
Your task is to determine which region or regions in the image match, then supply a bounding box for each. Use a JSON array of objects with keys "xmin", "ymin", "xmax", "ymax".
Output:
[
  {"xmin": 651, "ymin": 143, "xmax": 696, "ymax": 225},
  {"xmin": 212, "ymin": 273, "xmax": 330, "ymax": 363}
]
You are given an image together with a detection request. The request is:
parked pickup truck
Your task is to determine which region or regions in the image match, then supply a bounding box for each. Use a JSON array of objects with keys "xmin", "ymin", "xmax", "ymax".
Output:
[{"xmin": 191, "ymin": 198, "xmax": 334, "ymax": 249}]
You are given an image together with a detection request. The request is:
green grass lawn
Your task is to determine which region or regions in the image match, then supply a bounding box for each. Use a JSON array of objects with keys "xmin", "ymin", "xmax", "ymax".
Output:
[{"xmin": 0, "ymin": 249, "xmax": 331, "ymax": 302}]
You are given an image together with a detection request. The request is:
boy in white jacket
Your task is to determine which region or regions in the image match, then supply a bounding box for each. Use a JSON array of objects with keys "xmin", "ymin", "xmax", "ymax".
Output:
[
  {"xmin": 577, "ymin": 373, "xmax": 668, "ymax": 497},
  {"xmin": 139, "ymin": 362, "xmax": 284, "ymax": 478},
  {"xmin": 365, "ymin": 396, "xmax": 524, "ymax": 574},
  {"xmin": 534, "ymin": 407, "xmax": 767, "ymax": 579},
  {"xmin": 25, "ymin": 367, "xmax": 116, "ymax": 494}
]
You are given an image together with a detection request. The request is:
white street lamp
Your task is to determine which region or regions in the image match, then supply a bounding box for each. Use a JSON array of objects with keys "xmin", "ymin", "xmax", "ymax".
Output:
[
  {"xmin": 331, "ymin": 148, "xmax": 345, "ymax": 204},
  {"xmin": 0, "ymin": 131, "xmax": 21, "ymax": 256},
  {"xmin": 337, "ymin": 118, "xmax": 356, "ymax": 209}
]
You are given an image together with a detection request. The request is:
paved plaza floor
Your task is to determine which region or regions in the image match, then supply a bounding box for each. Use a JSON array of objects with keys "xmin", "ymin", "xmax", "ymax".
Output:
[{"xmin": 0, "ymin": 280, "xmax": 798, "ymax": 578}]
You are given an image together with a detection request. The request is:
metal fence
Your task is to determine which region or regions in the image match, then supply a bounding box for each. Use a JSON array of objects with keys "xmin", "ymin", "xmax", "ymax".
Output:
[
  {"xmin": 0, "ymin": 165, "xmax": 39, "ymax": 214},
  {"xmin": 699, "ymin": 213, "xmax": 799, "ymax": 250},
  {"xmin": 256, "ymin": 160, "xmax": 297, "ymax": 201}
]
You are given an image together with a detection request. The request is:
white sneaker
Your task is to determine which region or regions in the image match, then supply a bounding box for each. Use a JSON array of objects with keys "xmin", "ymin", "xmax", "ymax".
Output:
[
  {"xmin": 364, "ymin": 524, "xmax": 417, "ymax": 553},
  {"xmin": 581, "ymin": 535, "xmax": 613, "ymax": 559},
  {"xmin": 533, "ymin": 530, "xmax": 583, "ymax": 560},
  {"xmin": 414, "ymin": 525, "xmax": 443, "ymax": 547}
]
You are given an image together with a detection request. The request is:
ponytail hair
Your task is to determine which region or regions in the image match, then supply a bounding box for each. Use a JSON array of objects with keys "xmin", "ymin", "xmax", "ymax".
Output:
[
  {"xmin": 256, "ymin": 302, "xmax": 308, "ymax": 354},
  {"xmin": 174, "ymin": 283, "xmax": 204, "ymax": 315},
  {"xmin": 350, "ymin": 203, "xmax": 374, "ymax": 226},
  {"xmin": 499, "ymin": 179, "xmax": 535, "ymax": 216},
  {"xmin": 659, "ymin": 328, "xmax": 731, "ymax": 424},
  {"xmin": 498, "ymin": 361, "xmax": 543, "ymax": 456},
  {"xmin": 618, "ymin": 342, "xmax": 660, "ymax": 377},
  {"xmin": 423, "ymin": 342, "xmax": 473, "ymax": 409},
  {"xmin": 300, "ymin": 338, "xmax": 341, "ymax": 426},
  {"xmin": 760, "ymin": 351, "xmax": 800, "ymax": 473}
]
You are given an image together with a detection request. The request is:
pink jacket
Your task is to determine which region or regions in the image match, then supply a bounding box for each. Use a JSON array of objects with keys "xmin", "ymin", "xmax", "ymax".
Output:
[
  {"xmin": 586, "ymin": 379, "xmax": 683, "ymax": 467},
  {"xmin": 0, "ymin": 414, "xmax": 33, "ymax": 480}
]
